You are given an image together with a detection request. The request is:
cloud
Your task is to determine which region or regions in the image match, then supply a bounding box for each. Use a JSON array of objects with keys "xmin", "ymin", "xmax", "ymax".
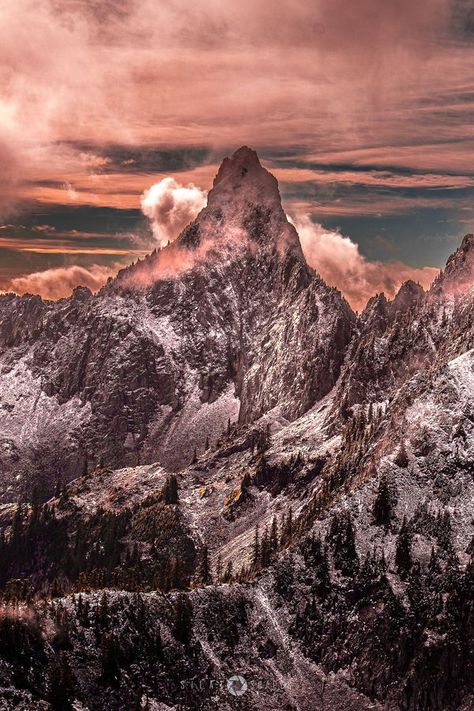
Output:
[
  {"xmin": 9, "ymin": 264, "xmax": 119, "ymax": 300},
  {"xmin": 0, "ymin": 0, "xmax": 465, "ymax": 219},
  {"xmin": 140, "ymin": 178, "xmax": 207, "ymax": 246},
  {"xmin": 290, "ymin": 213, "xmax": 439, "ymax": 311}
]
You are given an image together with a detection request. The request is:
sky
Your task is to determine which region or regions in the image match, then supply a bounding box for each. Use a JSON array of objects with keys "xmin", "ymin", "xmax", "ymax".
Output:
[{"xmin": 1, "ymin": 0, "xmax": 474, "ymax": 309}]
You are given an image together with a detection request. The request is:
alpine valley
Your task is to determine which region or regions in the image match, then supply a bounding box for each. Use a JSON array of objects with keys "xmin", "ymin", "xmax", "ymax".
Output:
[{"xmin": 0, "ymin": 147, "xmax": 473, "ymax": 711}]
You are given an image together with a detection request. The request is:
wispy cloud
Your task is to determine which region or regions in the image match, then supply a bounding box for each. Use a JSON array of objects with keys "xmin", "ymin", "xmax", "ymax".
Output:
[
  {"xmin": 9, "ymin": 263, "xmax": 120, "ymax": 300},
  {"xmin": 290, "ymin": 213, "xmax": 439, "ymax": 311}
]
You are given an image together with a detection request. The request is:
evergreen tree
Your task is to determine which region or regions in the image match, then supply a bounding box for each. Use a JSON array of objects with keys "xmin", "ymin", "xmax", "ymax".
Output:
[
  {"xmin": 195, "ymin": 546, "xmax": 212, "ymax": 586},
  {"xmin": 260, "ymin": 527, "xmax": 270, "ymax": 568},
  {"xmin": 394, "ymin": 440, "xmax": 409, "ymax": 468},
  {"xmin": 428, "ymin": 545, "xmax": 441, "ymax": 576},
  {"xmin": 372, "ymin": 476, "xmax": 394, "ymax": 529},
  {"xmin": 29, "ymin": 486, "xmax": 40, "ymax": 530},
  {"xmin": 395, "ymin": 516, "xmax": 412, "ymax": 579},
  {"xmin": 406, "ymin": 561, "xmax": 428, "ymax": 622},
  {"xmin": 48, "ymin": 652, "xmax": 75, "ymax": 710},
  {"xmin": 274, "ymin": 553, "xmax": 295, "ymax": 600},
  {"xmin": 300, "ymin": 534, "xmax": 331, "ymax": 598},
  {"xmin": 281, "ymin": 507, "xmax": 293, "ymax": 546},
  {"xmin": 163, "ymin": 475, "xmax": 179, "ymax": 504},
  {"xmin": 173, "ymin": 593, "xmax": 193, "ymax": 645},
  {"xmin": 101, "ymin": 634, "xmax": 121, "ymax": 686},
  {"xmin": 269, "ymin": 516, "xmax": 278, "ymax": 553},
  {"xmin": 357, "ymin": 550, "xmax": 384, "ymax": 597},
  {"xmin": 328, "ymin": 510, "xmax": 359, "ymax": 576},
  {"xmin": 436, "ymin": 510, "xmax": 452, "ymax": 551},
  {"xmin": 215, "ymin": 555, "xmax": 223, "ymax": 583},
  {"xmin": 223, "ymin": 560, "xmax": 233, "ymax": 583},
  {"xmin": 251, "ymin": 525, "xmax": 260, "ymax": 570}
]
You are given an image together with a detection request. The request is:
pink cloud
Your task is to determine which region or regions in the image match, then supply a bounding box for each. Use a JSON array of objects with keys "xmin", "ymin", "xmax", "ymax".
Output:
[
  {"xmin": 9, "ymin": 264, "xmax": 120, "ymax": 300},
  {"xmin": 290, "ymin": 214, "xmax": 439, "ymax": 311},
  {"xmin": 0, "ymin": 0, "xmax": 469, "ymax": 217},
  {"xmin": 140, "ymin": 178, "xmax": 207, "ymax": 247}
]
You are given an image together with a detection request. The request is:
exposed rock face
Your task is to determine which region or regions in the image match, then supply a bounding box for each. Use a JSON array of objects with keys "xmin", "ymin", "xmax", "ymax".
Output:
[
  {"xmin": 0, "ymin": 147, "xmax": 354, "ymax": 500},
  {"xmin": 432, "ymin": 233, "xmax": 474, "ymax": 296},
  {"xmin": 335, "ymin": 235, "xmax": 474, "ymax": 412},
  {"xmin": 0, "ymin": 152, "xmax": 473, "ymax": 710}
]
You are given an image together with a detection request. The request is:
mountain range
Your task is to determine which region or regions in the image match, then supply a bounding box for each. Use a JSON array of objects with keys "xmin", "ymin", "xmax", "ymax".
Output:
[{"xmin": 0, "ymin": 147, "xmax": 473, "ymax": 711}]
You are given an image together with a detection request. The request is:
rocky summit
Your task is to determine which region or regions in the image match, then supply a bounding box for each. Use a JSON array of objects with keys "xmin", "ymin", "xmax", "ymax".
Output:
[
  {"xmin": 0, "ymin": 147, "xmax": 354, "ymax": 497},
  {"xmin": 0, "ymin": 148, "xmax": 473, "ymax": 711}
]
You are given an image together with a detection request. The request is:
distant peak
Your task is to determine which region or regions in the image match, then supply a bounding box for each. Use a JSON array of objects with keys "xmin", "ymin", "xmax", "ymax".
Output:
[
  {"xmin": 431, "ymin": 233, "xmax": 474, "ymax": 296},
  {"xmin": 392, "ymin": 280, "xmax": 424, "ymax": 313},
  {"xmin": 460, "ymin": 233, "xmax": 474, "ymax": 252},
  {"xmin": 394, "ymin": 280, "xmax": 424, "ymax": 300}
]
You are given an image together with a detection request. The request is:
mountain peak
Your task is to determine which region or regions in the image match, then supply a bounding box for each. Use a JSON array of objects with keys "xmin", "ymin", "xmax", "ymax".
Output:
[
  {"xmin": 460, "ymin": 233, "xmax": 474, "ymax": 252},
  {"xmin": 208, "ymin": 145, "xmax": 281, "ymax": 209},
  {"xmin": 177, "ymin": 146, "xmax": 304, "ymax": 258},
  {"xmin": 216, "ymin": 145, "xmax": 261, "ymax": 175},
  {"xmin": 431, "ymin": 233, "xmax": 474, "ymax": 296}
]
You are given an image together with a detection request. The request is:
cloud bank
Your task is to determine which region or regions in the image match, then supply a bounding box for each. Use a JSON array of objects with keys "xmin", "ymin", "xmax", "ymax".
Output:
[
  {"xmin": 0, "ymin": 0, "xmax": 464, "ymax": 219},
  {"xmin": 141, "ymin": 178, "xmax": 207, "ymax": 246},
  {"xmin": 291, "ymin": 214, "xmax": 439, "ymax": 311},
  {"xmin": 10, "ymin": 264, "xmax": 119, "ymax": 301}
]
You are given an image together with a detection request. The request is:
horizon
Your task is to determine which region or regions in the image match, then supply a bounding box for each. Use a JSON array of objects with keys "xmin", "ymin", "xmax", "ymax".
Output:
[{"xmin": 3, "ymin": 142, "xmax": 469, "ymax": 312}]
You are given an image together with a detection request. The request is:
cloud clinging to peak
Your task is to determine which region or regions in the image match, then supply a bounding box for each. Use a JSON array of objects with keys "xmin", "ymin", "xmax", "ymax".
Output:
[
  {"xmin": 140, "ymin": 178, "xmax": 207, "ymax": 247},
  {"xmin": 291, "ymin": 214, "xmax": 439, "ymax": 311},
  {"xmin": 9, "ymin": 264, "xmax": 119, "ymax": 301}
]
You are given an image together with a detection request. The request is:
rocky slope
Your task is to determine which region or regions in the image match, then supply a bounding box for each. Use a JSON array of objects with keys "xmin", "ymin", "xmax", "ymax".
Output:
[
  {"xmin": 0, "ymin": 147, "xmax": 354, "ymax": 502},
  {"xmin": 0, "ymin": 149, "xmax": 473, "ymax": 710}
]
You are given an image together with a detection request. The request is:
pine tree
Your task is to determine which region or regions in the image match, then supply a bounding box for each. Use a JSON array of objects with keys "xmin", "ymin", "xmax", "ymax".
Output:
[
  {"xmin": 428, "ymin": 545, "xmax": 441, "ymax": 576},
  {"xmin": 223, "ymin": 560, "xmax": 233, "ymax": 583},
  {"xmin": 260, "ymin": 527, "xmax": 270, "ymax": 568},
  {"xmin": 29, "ymin": 486, "xmax": 40, "ymax": 530},
  {"xmin": 49, "ymin": 652, "xmax": 76, "ymax": 710},
  {"xmin": 173, "ymin": 593, "xmax": 193, "ymax": 645},
  {"xmin": 281, "ymin": 507, "xmax": 293, "ymax": 546},
  {"xmin": 406, "ymin": 561, "xmax": 428, "ymax": 621},
  {"xmin": 269, "ymin": 516, "xmax": 278, "ymax": 552},
  {"xmin": 372, "ymin": 476, "xmax": 393, "ymax": 529},
  {"xmin": 300, "ymin": 534, "xmax": 331, "ymax": 598},
  {"xmin": 394, "ymin": 440, "xmax": 409, "ymax": 468},
  {"xmin": 274, "ymin": 553, "xmax": 294, "ymax": 599},
  {"xmin": 395, "ymin": 516, "xmax": 412, "ymax": 579},
  {"xmin": 195, "ymin": 545, "xmax": 212, "ymax": 586},
  {"xmin": 215, "ymin": 555, "xmax": 223, "ymax": 583},
  {"xmin": 101, "ymin": 634, "xmax": 121, "ymax": 686},
  {"xmin": 328, "ymin": 510, "xmax": 359, "ymax": 576},
  {"xmin": 163, "ymin": 475, "xmax": 179, "ymax": 504},
  {"xmin": 251, "ymin": 525, "xmax": 260, "ymax": 570},
  {"xmin": 436, "ymin": 510, "xmax": 452, "ymax": 551},
  {"xmin": 96, "ymin": 592, "xmax": 110, "ymax": 633}
]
